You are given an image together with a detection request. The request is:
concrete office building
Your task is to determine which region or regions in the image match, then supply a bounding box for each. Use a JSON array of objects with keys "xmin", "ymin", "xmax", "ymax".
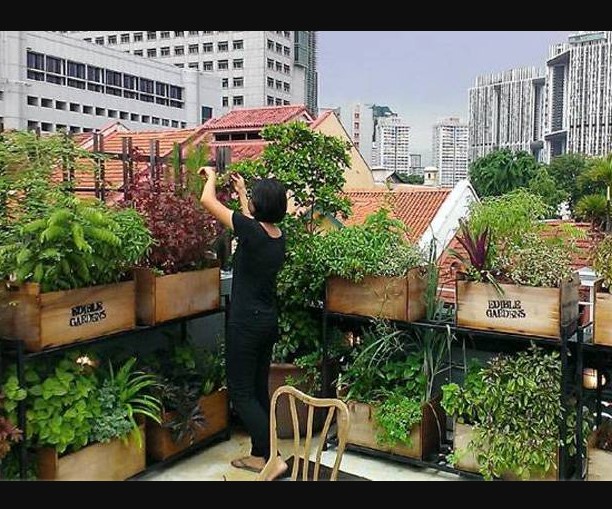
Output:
[
  {"xmin": 468, "ymin": 67, "xmax": 546, "ymax": 162},
  {"xmin": 0, "ymin": 31, "xmax": 220, "ymax": 133},
  {"xmin": 374, "ymin": 116, "xmax": 411, "ymax": 173},
  {"xmin": 432, "ymin": 117, "xmax": 469, "ymax": 188},
  {"xmin": 58, "ymin": 31, "xmax": 318, "ymax": 115}
]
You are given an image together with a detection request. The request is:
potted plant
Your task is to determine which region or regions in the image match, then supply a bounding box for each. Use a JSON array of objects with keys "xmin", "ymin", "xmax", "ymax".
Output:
[
  {"xmin": 121, "ymin": 168, "xmax": 222, "ymax": 326},
  {"xmin": 321, "ymin": 209, "xmax": 426, "ymax": 322},
  {"xmin": 0, "ymin": 131, "xmax": 152, "ymax": 351},
  {"xmin": 143, "ymin": 340, "xmax": 228, "ymax": 462},
  {"xmin": 1, "ymin": 352, "xmax": 161, "ymax": 480},
  {"xmin": 593, "ymin": 235, "xmax": 612, "ymax": 345},
  {"xmin": 441, "ymin": 346, "xmax": 587, "ymax": 480},
  {"xmin": 452, "ymin": 190, "xmax": 581, "ymax": 339}
]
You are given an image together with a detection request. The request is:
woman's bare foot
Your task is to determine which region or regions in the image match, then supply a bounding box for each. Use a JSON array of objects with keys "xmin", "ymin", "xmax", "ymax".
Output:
[
  {"xmin": 263, "ymin": 456, "xmax": 289, "ymax": 481},
  {"xmin": 230, "ymin": 455, "xmax": 266, "ymax": 473}
]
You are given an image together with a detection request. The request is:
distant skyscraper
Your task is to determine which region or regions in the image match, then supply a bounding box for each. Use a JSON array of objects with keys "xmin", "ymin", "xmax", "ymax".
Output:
[
  {"xmin": 409, "ymin": 154, "xmax": 424, "ymax": 176},
  {"xmin": 432, "ymin": 117, "xmax": 469, "ymax": 188},
  {"xmin": 468, "ymin": 67, "xmax": 546, "ymax": 163},
  {"xmin": 545, "ymin": 31, "xmax": 612, "ymax": 159},
  {"xmin": 374, "ymin": 116, "xmax": 411, "ymax": 173},
  {"xmin": 57, "ymin": 31, "xmax": 318, "ymax": 115}
]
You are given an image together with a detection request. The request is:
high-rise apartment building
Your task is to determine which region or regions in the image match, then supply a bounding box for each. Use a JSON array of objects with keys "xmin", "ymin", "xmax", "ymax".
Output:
[
  {"xmin": 374, "ymin": 116, "xmax": 410, "ymax": 173},
  {"xmin": 409, "ymin": 153, "xmax": 424, "ymax": 176},
  {"xmin": 468, "ymin": 67, "xmax": 546, "ymax": 162},
  {"xmin": 432, "ymin": 117, "xmax": 469, "ymax": 188},
  {"xmin": 58, "ymin": 31, "xmax": 318, "ymax": 115},
  {"xmin": 545, "ymin": 31, "xmax": 612, "ymax": 159},
  {"xmin": 0, "ymin": 31, "xmax": 220, "ymax": 133}
]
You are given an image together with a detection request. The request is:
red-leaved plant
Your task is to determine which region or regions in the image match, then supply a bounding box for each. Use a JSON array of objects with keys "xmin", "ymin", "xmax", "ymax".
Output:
[
  {"xmin": 120, "ymin": 169, "xmax": 223, "ymax": 275},
  {"xmin": 0, "ymin": 391, "xmax": 22, "ymax": 460}
]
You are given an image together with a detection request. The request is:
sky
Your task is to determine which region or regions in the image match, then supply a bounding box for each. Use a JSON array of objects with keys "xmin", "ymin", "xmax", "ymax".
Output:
[{"xmin": 318, "ymin": 31, "xmax": 572, "ymax": 165}]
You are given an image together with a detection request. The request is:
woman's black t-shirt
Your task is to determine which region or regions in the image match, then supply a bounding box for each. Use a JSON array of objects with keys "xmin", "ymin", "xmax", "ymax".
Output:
[{"xmin": 230, "ymin": 212, "xmax": 285, "ymax": 322}]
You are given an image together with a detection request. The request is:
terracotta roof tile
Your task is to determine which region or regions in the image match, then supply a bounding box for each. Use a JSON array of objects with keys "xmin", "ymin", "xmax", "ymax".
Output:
[
  {"xmin": 204, "ymin": 105, "xmax": 312, "ymax": 130},
  {"xmin": 343, "ymin": 188, "xmax": 451, "ymax": 241},
  {"xmin": 102, "ymin": 127, "xmax": 204, "ymax": 157},
  {"xmin": 211, "ymin": 141, "xmax": 267, "ymax": 163}
]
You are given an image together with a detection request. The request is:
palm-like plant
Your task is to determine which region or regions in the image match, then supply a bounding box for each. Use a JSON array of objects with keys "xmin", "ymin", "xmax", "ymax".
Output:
[
  {"xmin": 576, "ymin": 194, "xmax": 607, "ymax": 228},
  {"xmin": 107, "ymin": 358, "xmax": 162, "ymax": 447},
  {"xmin": 582, "ymin": 154, "xmax": 612, "ymax": 231}
]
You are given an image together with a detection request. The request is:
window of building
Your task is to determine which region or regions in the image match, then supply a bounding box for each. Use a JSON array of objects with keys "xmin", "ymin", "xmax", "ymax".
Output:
[
  {"xmin": 267, "ymin": 40, "xmax": 274, "ymax": 50},
  {"xmin": 267, "ymin": 96, "xmax": 275, "ymax": 106},
  {"xmin": 160, "ymin": 31, "xmax": 170, "ymax": 39},
  {"xmin": 188, "ymin": 62, "xmax": 199, "ymax": 69},
  {"xmin": 134, "ymin": 32, "xmax": 143, "ymax": 42},
  {"xmin": 233, "ymin": 40, "xmax": 244, "ymax": 50},
  {"xmin": 275, "ymin": 98, "xmax": 282, "ymax": 105},
  {"xmin": 181, "ymin": 122, "xmax": 187, "ymax": 128},
  {"xmin": 95, "ymin": 37, "xmax": 104, "ymax": 45},
  {"xmin": 120, "ymin": 111, "xmax": 129, "ymax": 120},
  {"xmin": 55, "ymin": 100, "xmax": 66, "ymax": 110},
  {"xmin": 188, "ymin": 44, "xmax": 199, "ymax": 54},
  {"xmin": 27, "ymin": 51, "xmax": 45, "ymax": 71},
  {"xmin": 354, "ymin": 122, "xmax": 360, "ymax": 130},
  {"xmin": 171, "ymin": 120, "xmax": 179, "ymax": 128},
  {"xmin": 108, "ymin": 35, "xmax": 117, "ymax": 45},
  {"xmin": 147, "ymin": 31, "xmax": 157, "ymax": 41},
  {"xmin": 283, "ymin": 100, "xmax": 290, "ymax": 105},
  {"xmin": 233, "ymin": 96, "xmax": 244, "ymax": 106},
  {"xmin": 174, "ymin": 31, "xmax": 184, "ymax": 37},
  {"xmin": 275, "ymin": 43, "xmax": 282, "ymax": 53},
  {"xmin": 222, "ymin": 96, "xmax": 229, "ymax": 107},
  {"xmin": 218, "ymin": 60, "xmax": 228, "ymax": 70},
  {"xmin": 134, "ymin": 50, "xmax": 143, "ymax": 56},
  {"xmin": 147, "ymin": 48, "xmax": 157, "ymax": 57},
  {"xmin": 162, "ymin": 119, "xmax": 170, "ymax": 126},
  {"xmin": 284, "ymin": 31, "xmax": 291, "ymax": 38},
  {"xmin": 108, "ymin": 109, "xmax": 117, "ymax": 118},
  {"xmin": 106, "ymin": 70, "xmax": 122, "ymax": 87},
  {"xmin": 284, "ymin": 64, "xmax": 290, "ymax": 74},
  {"xmin": 267, "ymin": 77, "xmax": 274, "ymax": 88},
  {"xmin": 84, "ymin": 38, "xmax": 92, "ymax": 43},
  {"xmin": 201, "ymin": 106, "xmax": 213, "ymax": 122},
  {"xmin": 222, "ymin": 78, "xmax": 229, "ymax": 88},
  {"xmin": 120, "ymin": 33, "xmax": 130, "ymax": 43},
  {"xmin": 27, "ymin": 96, "xmax": 38, "ymax": 106},
  {"xmin": 152, "ymin": 117, "xmax": 160, "ymax": 125},
  {"xmin": 203, "ymin": 42, "xmax": 213, "ymax": 53},
  {"xmin": 189, "ymin": 31, "xmax": 199, "ymax": 36},
  {"xmin": 83, "ymin": 127, "xmax": 93, "ymax": 133},
  {"xmin": 202, "ymin": 61, "xmax": 213, "ymax": 71},
  {"xmin": 46, "ymin": 56, "xmax": 62, "ymax": 74},
  {"xmin": 267, "ymin": 59, "xmax": 274, "ymax": 70},
  {"xmin": 130, "ymin": 113, "xmax": 140, "ymax": 121},
  {"xmin": 233, "ymin": 59, "xmax": 243, "ymax": 70},
  {"xmin": 156, "ymin": 82, "xmax": 168, "ymax": 97},
  {"xmin": 174, "ymin": 63, "xmax": 184, "ymax": 68},
  {"xmin": 175, "ymin": 46, "xmax": 184, "ymax": 55},
  {"xmin": 283, "ymin": 82, "xmax": 290, "ymax": 93},
  {"xmin": 218, "ymin": 41, "xmax": 228, "ymax": 52},
  {"xmin": 142, "ymin": 115, "xmax": 150, "ymax": 123},
  {"xmin": 276, "ymin": 62, "xmax": 282, "ymax": 72},
  {"xmin": 83, "ymin": 105, "xmax": 93, "ymax": 114},
  {"xmin": 140, "ymin": 78, "xmax": 154, "ymax": 94},
  {"xmin": 233, "ymin": 77, "xmax": 244, "ymax": 88},
  {"xmin": 69, "ymin": 126, "xmax": 80, "ymax": 134},
  {"xmin": 161, "ymin": 47, "xmax": 170, "ymax": 56},
  {"xmin": 41, "ymin": 122, "xmax": 52, "ymax": 132},
  {"xmin": 27, "ymin": 121, "xmax": 39, "ymax": 131},
  {"xmin": 67, "ymin": 61, "xmax": 85, "ymax": 79},
  {"xmin": 275, "ymin": 80, "xmax": 282, "ymax": 90},
  {"xmin": 95, "ymin": 107, "xmax": 105, "ymax": 116},
  {"xmin": 283, "ymin": 46, "xmax": 290, "ymax": 57}
]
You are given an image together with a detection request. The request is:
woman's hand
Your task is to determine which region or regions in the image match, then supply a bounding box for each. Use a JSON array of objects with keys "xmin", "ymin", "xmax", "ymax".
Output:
[
  {"xmin": 231, "ymin": 173, "xmax": 247, "ymax": 194},
  {"xmin": 198, "ymin": 166, "xmax": 216, "ymax": 180}
]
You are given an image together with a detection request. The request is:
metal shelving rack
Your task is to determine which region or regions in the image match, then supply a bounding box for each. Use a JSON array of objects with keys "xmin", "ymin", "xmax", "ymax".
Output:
[
  {"xmin": 0, "ymin": 306, "xmax": 230, "ymax": 480},
  {"xmin": 321, "ymin": 309, "xmax": 585, "ymax": 481}
]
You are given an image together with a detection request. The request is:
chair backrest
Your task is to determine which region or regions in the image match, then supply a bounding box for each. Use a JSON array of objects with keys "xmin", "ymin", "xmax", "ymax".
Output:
[{"xmin": 258, "ymin": 385, "xmax": 350, "ymax": 481}]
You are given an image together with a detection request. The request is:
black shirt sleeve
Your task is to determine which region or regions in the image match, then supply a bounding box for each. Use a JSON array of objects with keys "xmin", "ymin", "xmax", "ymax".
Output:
[{"xmin": 232, "ymin": 211, "xmax": 259, "ymax": 239}]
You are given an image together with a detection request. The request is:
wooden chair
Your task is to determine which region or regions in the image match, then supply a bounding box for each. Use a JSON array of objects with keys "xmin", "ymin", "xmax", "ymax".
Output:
[{"xmin": 258, "ymin": 385, "xmax": 351, "ymax": 481}]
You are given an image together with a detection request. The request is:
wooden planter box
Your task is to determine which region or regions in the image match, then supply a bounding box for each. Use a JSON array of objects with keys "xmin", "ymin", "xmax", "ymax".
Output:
[
  {"xmin": 146, "ymin": 389, "xmax": 228, "ymax": 462},
  {"xmin": 587, "ymin": 431, "xmax": 612, "ymax": 480},
  {"xmin": 37, "ymin": 424, "xmax": 145, "ymax": 481},
  {"xmin": 453, "ymin": 422, "xmax": 558, "ymax": 480},
  {"xmin": 134, "ymin": 267, "xmax": 220, "ymax": 326},
  {"xmin": 345, "ymin": 399, "xmax": 443, "ymax": 460},
  {"xmin": 455, "ymin": 273, "xmax": 580, "ymax": 339},
  {"xmin": 594, "ymin": 291, "xmax": 612, "ymax": 346},
  {"xmin": 0, "ymin": 281, "xmax": 135, "ymax": 352},
  {"xmin": 326, "ymin": 268, "xmax": 426, "ymax": 322}
]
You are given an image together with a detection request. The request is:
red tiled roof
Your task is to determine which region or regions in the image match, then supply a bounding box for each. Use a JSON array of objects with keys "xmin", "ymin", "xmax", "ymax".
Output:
[
  {"xmin": 204, "ymin": 105, "xmax": 312, "ymax": 130},
  {"xmin": 437, "ymin": 220, "xmax": 603, "ymax": 303},
  {"xmin": 343, "ymin": 188, "xmax": 451, "ymax": 241},
  {"xmin": 211, "ymin": 142, "xmax": 267, "ymax": 163},
  {"xmin": 70, "ymin": 133, "xmax": 93, "ymax": 146},
  {"xmin": 102, "ymin": 127, "xmax": 205, "ymax": 157}
]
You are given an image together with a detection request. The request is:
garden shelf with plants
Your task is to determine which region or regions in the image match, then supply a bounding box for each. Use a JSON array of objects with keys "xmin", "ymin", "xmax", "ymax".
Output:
[{"xmin": 0, "ymin": 131, "xmax": 229, "ymax": 480}]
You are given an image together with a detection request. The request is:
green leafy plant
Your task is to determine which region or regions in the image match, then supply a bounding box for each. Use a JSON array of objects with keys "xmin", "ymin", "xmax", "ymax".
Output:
[
  {"xmin": 374, "ymin": 391, "xmax": 423, "ymax": 448},
  {"xmin": 441, "ymin": 346, "xmax": 586, "ymax": 480},
  {"xmin": 2, "ymin": 198, "xmax": 151, "ymax": 292},
  {"xmin": 320, "ymin": 209, "xmax": 424, "ymax": 283}
]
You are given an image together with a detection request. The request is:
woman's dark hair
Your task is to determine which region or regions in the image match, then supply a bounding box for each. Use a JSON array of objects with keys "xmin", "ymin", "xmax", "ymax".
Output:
[{"xmin": 250, "ymin": 178, "xmax": 287, "ymax": 224}]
